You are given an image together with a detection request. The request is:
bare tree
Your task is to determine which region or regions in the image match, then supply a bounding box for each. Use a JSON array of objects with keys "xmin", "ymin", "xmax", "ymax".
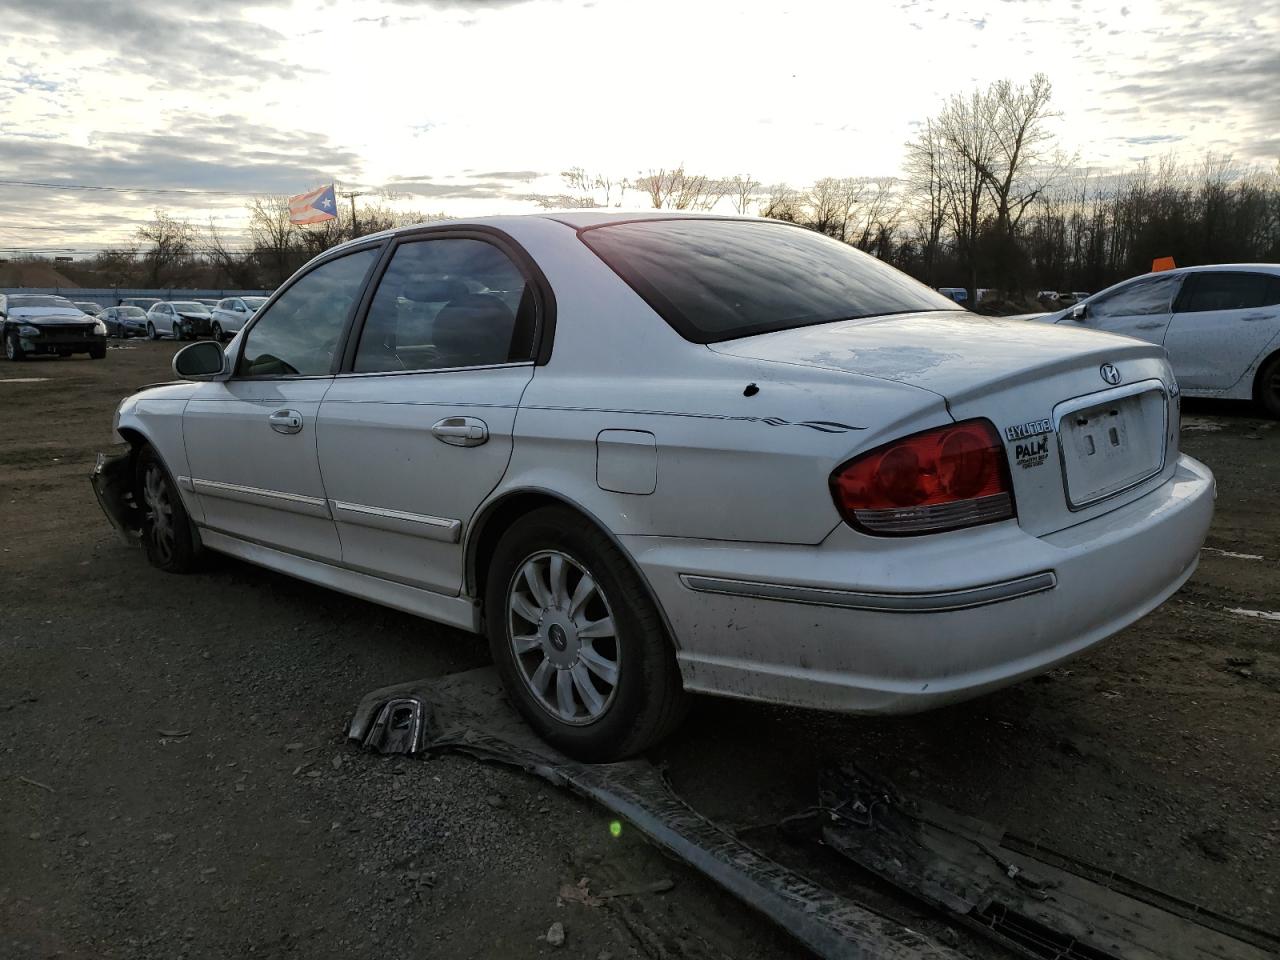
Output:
[
  {"xmin": 803, "ymin": 177, "xmax": 865, "ymax": 241},
  {"xmin": 727, "ymin": 174, "xmax": 761, "ymax": 215},
  {"xmin": 634, "ymin": 166, "xmax": 729, "ymax": 211},
  {"xmin": 758, "ymin": 182, "xmax": 803, "ymax": 222},
  {"xmin": 904, "ymin": 120, "xmax": 948, "ymax": 285},
  {"xmin": 136, "ymin": 210, "xmax": 197, "ymax": 287}
]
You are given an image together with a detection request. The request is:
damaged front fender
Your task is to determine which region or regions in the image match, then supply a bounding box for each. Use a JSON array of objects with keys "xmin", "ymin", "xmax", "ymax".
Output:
[{"xmin": 91, "ymin": 448, "xmax": 142, "ymax": 545}]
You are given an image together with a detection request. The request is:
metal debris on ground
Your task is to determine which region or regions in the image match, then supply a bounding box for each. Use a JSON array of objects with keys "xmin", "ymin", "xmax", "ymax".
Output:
[
  {"xmin": 348, "ymin": 669, "xmax": 961, "ymax": 960},
  {"xmin": 817, "ymin": 764, "xmax": 1279, "ymax": 960}
]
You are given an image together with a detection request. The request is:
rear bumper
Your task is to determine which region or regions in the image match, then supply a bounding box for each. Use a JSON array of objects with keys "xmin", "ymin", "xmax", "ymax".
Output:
[{"xmin": 625, "ymin": 454, "xmax": 1215, "ymax": 713}]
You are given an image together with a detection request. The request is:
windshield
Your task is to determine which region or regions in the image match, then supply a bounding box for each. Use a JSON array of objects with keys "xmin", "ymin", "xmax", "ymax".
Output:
[
  {"xmin": 8, "ymin": 295, "xmax": 78, "ymax": 309},
  {"xmin": 170, "ymin": 301, "xmax": 210, "ymax": 314},
  {"xmin": 581, "ymin": 219, "xmax": 962, "ymax": 343}
]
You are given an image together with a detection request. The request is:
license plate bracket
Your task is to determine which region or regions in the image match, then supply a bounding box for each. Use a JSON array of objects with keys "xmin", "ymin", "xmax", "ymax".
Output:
[{"xmin": 1057, "ymin": 385, "xmax": 1166, "ymax": 509}]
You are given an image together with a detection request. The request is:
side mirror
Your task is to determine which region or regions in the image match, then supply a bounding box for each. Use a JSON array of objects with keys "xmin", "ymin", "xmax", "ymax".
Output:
[
  {"xmin": 173, "ymin": 340, "xmax": 230, "ymax": 381},
  {"xmin": 1070, "ymin": 303, "xmax": 1088, "ymax": 321}
]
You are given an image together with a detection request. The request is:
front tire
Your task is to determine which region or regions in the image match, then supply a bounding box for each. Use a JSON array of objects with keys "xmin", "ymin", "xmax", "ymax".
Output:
[
  {"xmin": 89, "ymin": 343, "xmax": 106, "ymax": 359},
  {"xmin": 147, "ymin": 322, "xmax": 158, "ymax": 341},
  {"xmin": 212, "ymin": 322, "xmax": 224, "ymax": 342},
  {"xmin": 5, "ymin": 330, "xmax": 25, "ymax": 361},
  {"xmin": 1256, "ymin": 353, "xmax": 1280, "ymax": 419},
  {"xmin": 484, "ymin": 506, "xmax": 686, "ymax": 761},
  {"xmin": 136, "ymin": 446, "xmax": 199, "ymax": 573}
]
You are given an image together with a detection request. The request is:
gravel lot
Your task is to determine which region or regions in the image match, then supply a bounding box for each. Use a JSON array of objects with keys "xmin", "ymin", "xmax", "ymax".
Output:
[{"xmin": 2, "ymin": 341, "xmax": 1277, "ymax": 959}]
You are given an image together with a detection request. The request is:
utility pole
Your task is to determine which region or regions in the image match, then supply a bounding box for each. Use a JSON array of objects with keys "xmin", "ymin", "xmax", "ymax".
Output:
[{"xmin": 339, "ymin": 191, "xmax": 368, "ymax": 239}]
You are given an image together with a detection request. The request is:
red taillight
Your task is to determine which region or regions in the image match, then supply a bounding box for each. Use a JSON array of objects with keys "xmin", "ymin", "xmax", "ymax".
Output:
[{"xmin": 829, "ymin": 419, "xmax": 1015, "ymax": 535}]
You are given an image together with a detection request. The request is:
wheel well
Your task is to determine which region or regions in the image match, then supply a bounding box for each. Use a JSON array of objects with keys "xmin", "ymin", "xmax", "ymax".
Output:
[
  {"xmin": 1253, "ymin": 348, "xmax": 1280, "ymax": 400},
  {"xmin": 465, "ymin": 490, "xmax": 678, "ymax": 644}
]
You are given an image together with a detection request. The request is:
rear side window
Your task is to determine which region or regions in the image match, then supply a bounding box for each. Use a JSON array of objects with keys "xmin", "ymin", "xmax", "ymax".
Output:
[
  {"xmin": 1090, "ymin": 274, "xmax": 1181, "ymax": 318},
  {"xmin": 1178, "ymin": 272, "xmax": 1280, "ymax": 313},
  {"xmin": 353, "ymin": 238, "xmax": 533, "ymax": 373},
  {"xmin": 580, "ymin": 219, "xmax": 961, "ymax": 343},
  {"xmin": 238, "ymin": 247, "xmax": 379, "ymax": 378}
]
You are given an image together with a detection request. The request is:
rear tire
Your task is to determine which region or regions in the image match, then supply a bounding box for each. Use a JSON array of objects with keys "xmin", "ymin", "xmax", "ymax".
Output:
[
  {"xmin": 135, "ymin": 446, "xmax": 199, "ymax": 574},
  {"xmin": 5, "ymin": 330, "xmax": 25, "ymax": 361},
  {"xmin": 1255, "ymin": 353, "xmax": 1280, "ymax": 419},
  {"xmin": 484, "ymin": 506, "xmax": 686, "ymax": 761}
]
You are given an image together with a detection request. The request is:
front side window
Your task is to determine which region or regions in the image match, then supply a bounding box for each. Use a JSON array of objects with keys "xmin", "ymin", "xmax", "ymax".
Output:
[
  {"xmin": 353, "ymin": 238, "xmax": 533, "ymax": 373},
  {"xmin": 580, "ymin": 219, "xmax": 962, "ymax": 343},
  {"xmin": 1178, "ymin": 272, "xmax": 1280, "ymax": 313},
  {"xmin": 238, "ymin": 247, "xmax": 379, "ymax": 378},
  {"xmin": 1091, "ymin": 275, "xmax": 1182, "ymax": 318}
]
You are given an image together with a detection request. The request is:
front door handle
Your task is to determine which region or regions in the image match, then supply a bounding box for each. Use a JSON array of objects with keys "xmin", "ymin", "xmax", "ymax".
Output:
[
  {"xmin": 1135, "ymin": 321, "xmax": 1165, "ymax": 329},
  {"xmin": 431, "ymin": 416, "xmax": 488, "ymax": 447},
  {"xmin": 1241, "ymin": 313, "xmax": 1269, "ymax": 322},
  {"xmin": 268, "ymin": 409, "xmax": 304, "ymax": 435}
]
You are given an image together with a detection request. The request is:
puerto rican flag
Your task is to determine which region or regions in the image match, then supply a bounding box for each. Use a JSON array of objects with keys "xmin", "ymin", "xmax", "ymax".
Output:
[{"xmin": 288, "ymin": 183, "xmax": 338, "ymax": 225}]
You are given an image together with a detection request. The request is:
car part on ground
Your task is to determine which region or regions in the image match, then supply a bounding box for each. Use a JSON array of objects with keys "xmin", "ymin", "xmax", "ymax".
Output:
[
  {"xmin": 348, "ymin": 668, "xmax": 963, "ymax": 960},
  {"xmin": 817, "ymin": 764, "xmax": 1278, "ymax": 960},
  {"xmin": 349, "ymin": 669, "xmax": 1276, "ymax": 960}
]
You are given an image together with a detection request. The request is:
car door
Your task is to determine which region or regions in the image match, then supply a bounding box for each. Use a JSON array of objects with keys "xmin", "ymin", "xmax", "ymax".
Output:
[
  {"xmin": 1164, "ymin": 271, "xmax": 1280, "ymax": 391},
  {"xmin": 146, "ymin": 304, "xmax": 166, "ymax": 336},
  {"xmin": 316, "ymin": 233, "xmax": 544, "ymax": 594},
  {"xmin": 1071, "ymin": 273, "xmax": 1184, "ymax": 346},
  {"xmin": 181, "ymin": 245, "xmax": 383, "ymax": 561}
]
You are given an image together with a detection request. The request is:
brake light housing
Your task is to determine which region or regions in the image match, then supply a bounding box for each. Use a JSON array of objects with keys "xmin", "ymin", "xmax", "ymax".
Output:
[{"xmin": 829, "ymin": 419, "xmax": 1015, "ymax": 535}]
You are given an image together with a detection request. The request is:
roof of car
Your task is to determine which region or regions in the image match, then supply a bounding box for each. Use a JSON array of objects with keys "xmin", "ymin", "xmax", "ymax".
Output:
[{"xmin": 320, "ymin": 210, "xmax": 773, "ymax": 259}]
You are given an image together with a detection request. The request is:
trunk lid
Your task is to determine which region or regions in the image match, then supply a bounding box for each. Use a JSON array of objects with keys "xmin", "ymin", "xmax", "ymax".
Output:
[{"xmin": 710, "ymin": 311, "xmax": 1180, "ymax": 536}]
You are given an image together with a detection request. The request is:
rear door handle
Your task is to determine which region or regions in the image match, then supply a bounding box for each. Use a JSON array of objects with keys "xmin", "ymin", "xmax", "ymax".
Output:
[
  {"xmin": 268, "ymin": 409, "xmax": 304, "ymax": 435},
  {"xmin": 431, "ymin": 416, "xmax": 488, "ymax": 447},
  {"xmin": 1135, "ymin": 321, "xmax": 1165, "ymax": 329},
  {"xmin": 1241, "ymin": 313, "xmax": 1270, "ymax": 322}
]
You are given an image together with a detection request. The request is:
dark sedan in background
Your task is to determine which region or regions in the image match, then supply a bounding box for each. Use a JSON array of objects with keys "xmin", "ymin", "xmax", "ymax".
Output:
[
  {"xmin": 101, "ymin": 305, "xmax": 149, "ymax": 338},
  {"xmin": 0, "ymin": 294, "xmax": 107, "ymax": 360}
]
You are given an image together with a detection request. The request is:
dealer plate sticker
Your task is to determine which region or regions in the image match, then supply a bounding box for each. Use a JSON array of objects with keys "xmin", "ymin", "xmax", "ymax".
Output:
[{"xmin": 1005, "ymin": 418, "xmax": 1054, "ymax": 470}]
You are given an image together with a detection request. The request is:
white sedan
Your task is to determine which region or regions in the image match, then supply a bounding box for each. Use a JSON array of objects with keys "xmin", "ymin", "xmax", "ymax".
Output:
[
  {"xmin": 1032, "ymin": 264, "xmax": 1280, "ymax": 416},
  {"xmin": 92, "ymin": 213, "xmax": 1215, "ymax": 760}
]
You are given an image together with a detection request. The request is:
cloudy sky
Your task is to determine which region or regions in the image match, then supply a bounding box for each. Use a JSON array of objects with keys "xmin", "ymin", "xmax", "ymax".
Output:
[{"xmin": 1, "ymin": 0, "xmax": 1276, "ymax": 253}]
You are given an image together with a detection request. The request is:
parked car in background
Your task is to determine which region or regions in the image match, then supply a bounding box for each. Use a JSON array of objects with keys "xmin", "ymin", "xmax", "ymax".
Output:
[
  {"xmin": 145, "ymin": 301, "xmax": 214, "ymax": 340},
  {"xmin": 101, "ymin": 305, "xmax": 149, "ymax": 338},
  {"xmin": 937, "ymin": 286, "xmax": 968, "ymax": 303},
  {"xmin": 74, "ymin": 301, "xmax": 104, "ymax": 316},
  {"xmin": 1033, "ymin": 264, "xmax": 1280, "ymax": 416},
  {"xmin": 209, "ymin": 296, "xmax": 268, "ymax": 341},
  {"xmin": 92, "ymin": 212, "xmax": 1213, "ymax": 760},
  {"xmin": 0, "ymin": 293, "xmax": 107, "ymax": 360},
  {"xmin": 119, "ymin": 297, "xmax": 161, "ymax": 311},
  {"xmin": 1037, "ymin": 290, "xmax": 1061, "ymax": 302},
  {"xmin": 193, "ymin": 298, "xmax": 221, "ymax": 309}
]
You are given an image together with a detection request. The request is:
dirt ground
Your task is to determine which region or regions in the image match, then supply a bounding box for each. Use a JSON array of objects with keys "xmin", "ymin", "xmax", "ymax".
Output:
[{"xmin": 2, "ymin": 341, "xmax": 1277, "ymax": 959}]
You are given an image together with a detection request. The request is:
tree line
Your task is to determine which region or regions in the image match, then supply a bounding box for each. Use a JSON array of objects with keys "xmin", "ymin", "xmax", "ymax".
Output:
[{"xmin": 51, "ymin": 75, "xmax": 1280, "ymax": 299}]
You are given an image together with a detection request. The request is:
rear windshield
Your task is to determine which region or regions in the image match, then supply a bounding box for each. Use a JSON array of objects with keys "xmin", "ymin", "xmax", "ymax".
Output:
[{"xmin": 581, "ymin": 219, "xmax": 961, "ymax": 343}]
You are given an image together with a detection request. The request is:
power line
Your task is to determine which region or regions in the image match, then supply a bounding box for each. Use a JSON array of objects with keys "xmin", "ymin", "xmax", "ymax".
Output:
[{"xmin": 0, "ymin": 178, "xmax": 262, "ymax": 197}]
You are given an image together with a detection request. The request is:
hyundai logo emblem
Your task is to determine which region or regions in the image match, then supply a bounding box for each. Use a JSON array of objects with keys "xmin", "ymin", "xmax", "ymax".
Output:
[{"xmin": 1099, "ymin": 363, "xmax": 1122, "ymax": 385}]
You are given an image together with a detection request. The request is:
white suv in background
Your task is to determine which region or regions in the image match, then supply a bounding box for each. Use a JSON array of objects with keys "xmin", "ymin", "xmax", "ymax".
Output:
[{"xmin": 209, "ymin": 296, "xmax": 268, "ymax": 341}]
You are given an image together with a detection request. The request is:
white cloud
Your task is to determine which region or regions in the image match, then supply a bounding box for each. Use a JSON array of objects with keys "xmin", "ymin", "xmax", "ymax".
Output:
[{"xmin": 0, "ymin": 0, "xmax": 1275, "ymax": 250}]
